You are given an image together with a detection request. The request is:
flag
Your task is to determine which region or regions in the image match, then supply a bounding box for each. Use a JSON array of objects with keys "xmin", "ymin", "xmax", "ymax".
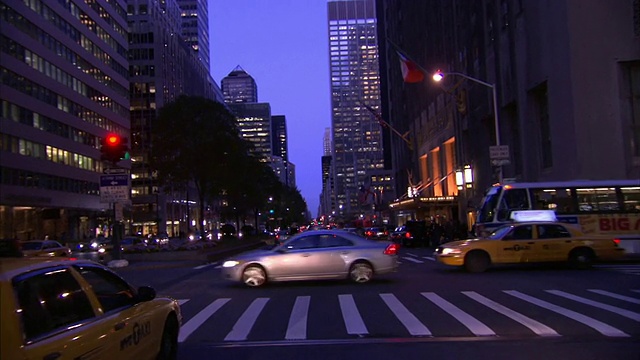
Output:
[{"xmin": 398, "ymin": 51, "xmax": 424, "ymax": 83}]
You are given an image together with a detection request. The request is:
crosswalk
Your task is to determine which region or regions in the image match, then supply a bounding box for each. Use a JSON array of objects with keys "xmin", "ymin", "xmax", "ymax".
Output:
[{"xmin": 173, "ymin": 288, "xmax": 640, "ymax": 343}]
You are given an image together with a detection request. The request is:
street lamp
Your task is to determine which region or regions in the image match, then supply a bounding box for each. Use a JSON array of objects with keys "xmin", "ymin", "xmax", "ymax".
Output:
[{"xmin": 433, "ymin": 71, "xmax": 503, "ymax": 184}]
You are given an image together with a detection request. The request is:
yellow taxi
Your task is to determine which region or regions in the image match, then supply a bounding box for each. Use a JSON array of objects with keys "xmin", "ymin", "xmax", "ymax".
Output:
[
  {"xmin": 20, "ymin": 240, "xmax": 72, "ymax": 257},
  {"xmin": 434, "ymin": 211, "xmax": 626, "ymax": 273},
  {"xmin": 0, "ymin": 240, "xmax": 182, "ymax": 360}
]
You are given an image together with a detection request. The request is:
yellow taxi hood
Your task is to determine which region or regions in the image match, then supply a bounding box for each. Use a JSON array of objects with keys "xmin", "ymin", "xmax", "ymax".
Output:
[{"xmin": 441, "ymin": 238, "xmax": 484, "ymax": 247}]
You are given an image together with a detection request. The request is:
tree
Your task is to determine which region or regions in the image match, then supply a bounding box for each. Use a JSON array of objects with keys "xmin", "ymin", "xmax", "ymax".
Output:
[{"xmin": 150, "ymin": 96, "xmax": 250, "ymax": 232}]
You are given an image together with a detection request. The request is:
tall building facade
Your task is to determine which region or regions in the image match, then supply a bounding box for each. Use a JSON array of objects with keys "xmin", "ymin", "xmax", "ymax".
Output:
[
  {"xmin": 327, "ymin": 0, "xmax": 390, "ymax": 221},
  {"xmin": 222, "ymin": 66, "xmax": 258, "ymax": 103},
  {"xmin": 0, "ymin": 0, "xmax": 130, "ymax": 240},
  {"xmin": 378, "ymin": 0, "xmax": 640, "ymax": 226},
  {"xmin": 271, "ymin": 115, "xmax": 291, "ymax": 186},
  {"xmin": 227, "ymin": 102, "xmax": 273, "ymax": 162},
  {"xmin": 177, "ymin": 0, "xmax": 210, "ymax": 71},
  {"xmin": 128, "ymin": 0, "xmax": 222, "ymax": 237}
]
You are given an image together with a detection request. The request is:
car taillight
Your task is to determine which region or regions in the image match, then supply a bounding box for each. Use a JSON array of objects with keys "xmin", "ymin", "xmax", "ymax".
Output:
[
  {"xmin": 384, "ymin": 243, "xmax": 399, "ymax": 255},
  {"xmin": 613, "ymin": 238, "xmax": 621, "ymax": 245},
  {"xmin": 404, "ymin": 232, "xmax": 411, "ymax": 238}
]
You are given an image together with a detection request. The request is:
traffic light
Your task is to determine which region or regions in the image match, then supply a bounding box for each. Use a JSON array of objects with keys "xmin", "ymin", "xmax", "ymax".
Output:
[{"xmin": 100, "ymin": 134, "xmax": 129, "ymax": 164}]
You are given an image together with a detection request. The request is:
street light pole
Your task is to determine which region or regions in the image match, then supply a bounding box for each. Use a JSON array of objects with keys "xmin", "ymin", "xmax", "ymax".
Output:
[{"xmin": 433, "ymin": 71, "xmax": 503, "ymax": 183}]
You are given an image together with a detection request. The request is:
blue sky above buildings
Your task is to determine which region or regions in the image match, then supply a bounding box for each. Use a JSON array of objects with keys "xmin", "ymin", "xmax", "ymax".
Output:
[{"xmin": 210, "ymin": 0, "xmax": 332, "ymax": 217}]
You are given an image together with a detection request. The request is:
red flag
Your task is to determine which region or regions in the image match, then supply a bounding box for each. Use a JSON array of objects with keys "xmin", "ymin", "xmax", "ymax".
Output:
[{"xmin": 398, "ymin": 51, "xmax": 424, "ymax": 83}]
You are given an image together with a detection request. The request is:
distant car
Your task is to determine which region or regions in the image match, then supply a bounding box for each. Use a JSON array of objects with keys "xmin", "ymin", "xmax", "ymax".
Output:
[
  {"xmin": 0, "ymin": 257, "xmax": 182, "ymax": 359},
  {"xmin": 390, "ymin": 220, "xmax": 428, "ymax": 247},
  {"xmin": 221, "ymin": 229, "xmax": 399, "ymax": 287},
  {"xmin": 363, "ymin": 227, "xmax": 389, "ymax": 240},
  {"xmin": 120, "ymin": 237, "xmax": 148, "ymax": 252},
  {"xmin": 89, "ymin": 237, "xmax": 112, "ymax": 253},
  {"xmin": 20, "ymin": 240, "xmax": 71, "ymax": 257},
  {"xmin": 434, "ymin": 220, "xmax": 626, "ymax": 273}
]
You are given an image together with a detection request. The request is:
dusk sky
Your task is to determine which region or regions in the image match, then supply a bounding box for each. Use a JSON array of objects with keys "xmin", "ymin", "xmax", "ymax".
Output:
[{"xmin": 210, "ymin": 0, "xmax": 332, "ymax": 217}]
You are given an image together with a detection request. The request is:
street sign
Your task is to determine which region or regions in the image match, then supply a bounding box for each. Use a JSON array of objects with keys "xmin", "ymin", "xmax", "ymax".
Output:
[
  {"xmin": 491, "ymin": 159, "xmax": 511, "ymax": 166},
  {"xmin": 103, "ymin": 168, "xmax": 127, "ymax": 175},
  {"xmin": 489, "ymin": 145, "xmax": 510, "ymax": 160},
  {"xmin": 100, "ymin": 174, "xmax": 129, "ymax": 203}
]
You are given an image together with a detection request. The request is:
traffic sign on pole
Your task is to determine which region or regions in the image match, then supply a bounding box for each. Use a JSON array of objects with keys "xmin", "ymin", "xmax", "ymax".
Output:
[{"xmin": 100, "ymin": 174, "xmax": 130, "ymax": 203}]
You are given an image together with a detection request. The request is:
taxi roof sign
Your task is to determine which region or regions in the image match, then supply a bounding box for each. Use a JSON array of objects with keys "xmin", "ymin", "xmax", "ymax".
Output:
[{"xmin": 510, "ymin": 210, "xmax": 557, "ymax": 223}]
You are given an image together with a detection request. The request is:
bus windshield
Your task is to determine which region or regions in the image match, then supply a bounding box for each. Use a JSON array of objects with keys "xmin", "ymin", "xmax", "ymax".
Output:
[{"xmin": 477, "ymin": 187, "xmax": 501, "ymax": 223}]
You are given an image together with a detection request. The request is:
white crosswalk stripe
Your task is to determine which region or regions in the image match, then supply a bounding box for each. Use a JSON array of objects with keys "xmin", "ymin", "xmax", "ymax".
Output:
[
  {"xmin": 380, "ymin": 293, "xmax": 431, "ymax": 336},
  {"xmin": 547, "ymin": 290, "xmax": 640, "ymax": 321},
  {"xmin": 339, "ymin": 294, "xmax": 368, "ymax": 335},
  {"xmin": 587, "ymin": 289, "xmax": 640, "ymax": 304},
  {"xmin": 179, "ymin": 298, "xmax": 230, "ymax": 342},
  {"xmin": 401, "ymin": 257, "xmax": 424, "ymax": 263},
  {"xmin": 224, "ymin": 298, "xmax": 269, "ymax": 341},
  {"xmin": 421, "ymin": 292, "xmax": 495, "ymax": 336},
  {"xmin": 286, "ymin": 296, "xmax": 310, "ymax": 340},
  {"xmin": 175, "ymin": 289, "xmax": 639, "ymax": 342},
  {"xmin": 504, "ymin": 290, "xmax": 630, "ymax": 337},
  {"xmin": 462, "ymin": 291, "xmax": 559, "ymax": 337}
]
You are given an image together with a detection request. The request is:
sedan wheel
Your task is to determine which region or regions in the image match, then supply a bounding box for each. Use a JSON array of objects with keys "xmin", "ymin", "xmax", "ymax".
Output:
[
  {"xmin": 243, "ymin": 266, "xmax": 266, "ymax": 287},
  {"xmin": 350, "ymin": 262, "xmax": 373, "ymax": 283}
]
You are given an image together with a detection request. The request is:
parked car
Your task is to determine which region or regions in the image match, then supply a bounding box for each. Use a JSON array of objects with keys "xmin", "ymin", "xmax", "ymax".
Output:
[
  {"xmin": 390, "ymin": 220, "xmax": 429, "ymax": 247},
  {"xmin": 120, "ymin": 236, "xmax": 148, "ymax": 252},
  {"xmin": 0, "ymin": 256, "xmax": 182, "ymax": 359},
  {"xmin": 221, "ymin": 229, "xmax": 399, "ymax": 287},
  {"xmin": 20, "ymin": 240, "xmax": 71, "ymax": 257},
  {"xmin": 434, "ymin": 220, "xmax": 625, "ymax": 273}
]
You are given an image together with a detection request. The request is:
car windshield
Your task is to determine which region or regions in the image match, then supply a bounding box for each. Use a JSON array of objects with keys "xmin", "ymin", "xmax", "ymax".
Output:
[{"xmin": 20, "ymin": 242, "xmax": 43, "ymax": 250}]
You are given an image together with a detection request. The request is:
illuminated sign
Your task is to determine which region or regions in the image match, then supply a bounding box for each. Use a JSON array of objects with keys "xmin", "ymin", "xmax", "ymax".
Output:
[{"xmin": 510, "ymin": 210, "xmax": 557, "ymax": 222}]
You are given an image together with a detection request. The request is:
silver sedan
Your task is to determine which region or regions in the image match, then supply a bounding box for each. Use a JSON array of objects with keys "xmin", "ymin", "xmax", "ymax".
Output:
[{"xmin": 221, "ymin": 230, "xmax": 399, "ymax": 287}]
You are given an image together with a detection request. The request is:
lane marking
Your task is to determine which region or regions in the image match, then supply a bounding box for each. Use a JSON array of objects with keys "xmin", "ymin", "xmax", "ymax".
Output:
[
  {"xmin": 588, "ymin": 289, "xmax": 640, "ymax": 305},
  {"xmin": 402, "ymin": 257, "xmax": 424, "ymax": 264},
  {"xmin": 338, "ymin": 294, "xmax": 368, "ymax": 335},
  {"xmin": 225, "ymin": 298, "xmax": 270, "ymax": 341},
  {"xmin": 422, "ymin": 292, "xmax": 495, "ymax": 336},
  {"xmin": 286, "ymin": 296, "xmax": 310, "ymax": 340},
  {"xmin": 546, "ymin": 290, "xmax": 640, "ymax": 321},
  {"xmin": 193, "ymin": 262, "xmax": 217, "ymax": 270},
  {"xmin": 179, "ymin": 298, "xmax": 230, "ymax": 342},
  {"xmin": 504, "ymin": 290, "xmax": 629, "ymax": 337},
  {"xmin": 422, "ymin": 256, "xmax": 435, "ymax": 261},
  {"xmin": 380, "ymin": 293, "xmax": 431, "ymax": 336},
  {"xmin": 177, "ymin": 299, "xmax": 190, "ymax": 306},
  {"xmin": 462, "ymin": 291, "xmax": 559, "ymax": 337}
]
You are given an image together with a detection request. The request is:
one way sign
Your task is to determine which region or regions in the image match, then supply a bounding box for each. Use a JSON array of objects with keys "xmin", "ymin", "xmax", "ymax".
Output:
[{"xmin": 100, "ymin": 174, "xmax": 129, "ymax": 203}]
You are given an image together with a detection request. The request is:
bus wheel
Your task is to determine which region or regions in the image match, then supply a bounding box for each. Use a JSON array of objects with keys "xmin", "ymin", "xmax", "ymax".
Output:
[
  {"xmin": 569, "ymin": 248, "xmax": 594, "ymax": 269},
  {"xmin": 464, "ymin": 251, "xmax": 490, "ymax": 273}
]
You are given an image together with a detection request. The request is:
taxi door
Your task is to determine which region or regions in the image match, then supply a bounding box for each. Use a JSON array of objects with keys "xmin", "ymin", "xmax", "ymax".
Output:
[
  {"xmin": 72, "ymin": 264, "xmax": 159, "ymax": 359},
  {"xmin": 533, "ymin": 224, "xmax": 574, "ymax": 262},
  {"xmin": 495, "ymin": 225, "xmax": 536, "ymax": 263}
]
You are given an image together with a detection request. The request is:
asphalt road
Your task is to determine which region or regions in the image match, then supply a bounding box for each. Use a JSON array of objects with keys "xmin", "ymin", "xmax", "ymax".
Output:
[{"xmin": 111, "ymin": 247, "xmax": 640, "ymax": 360}]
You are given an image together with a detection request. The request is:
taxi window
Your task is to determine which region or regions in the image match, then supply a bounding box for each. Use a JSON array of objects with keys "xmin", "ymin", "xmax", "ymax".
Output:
[
  {"xmin": 74, "ymin": 265, "xmax": 136, "ymax": 313},
  {"xmin": 13, "ymin": 267, "xmax": 95, "ymax": 342},
  {"xmin": 502, "ymin": 225, "xmax": 532, "ymax": 240},
  {"xmin": 537, "ymin": 224, "xmax": 572, "ymax": 239}
]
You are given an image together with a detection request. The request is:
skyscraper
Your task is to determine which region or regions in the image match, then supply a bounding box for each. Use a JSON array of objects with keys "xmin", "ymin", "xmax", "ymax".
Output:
[
  {"xmin": 128, "ymin": 0, "xmax": 221, "ymax": 237},
  {"xmin": 0, "ymin": 0, "xmax": 130, "ymax": 240},
  {"xmin": 227, "ymin": 102, "xmax": 273, "ymax": 162},
  {"xmin": 327, "ymin": 0, "xmax": 387, "ymax": 218},
  {"xmin": 177, "ymin": 0, "xmax": 211, "ymax": 71},
  {"xmin": 221, "ymin": 66, "xmax": 258, "ymax": 103}
]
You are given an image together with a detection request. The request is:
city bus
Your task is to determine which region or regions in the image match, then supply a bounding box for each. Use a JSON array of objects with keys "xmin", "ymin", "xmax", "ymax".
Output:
[{"xmin": 474, "ymin": 179, "xmax": 640, "ymax": 254}]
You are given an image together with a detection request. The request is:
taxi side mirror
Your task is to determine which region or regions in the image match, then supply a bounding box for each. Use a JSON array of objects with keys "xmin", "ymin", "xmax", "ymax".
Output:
[{"xmin": 137, "ymin": 286, "xmax": 156, "ymax": 302}]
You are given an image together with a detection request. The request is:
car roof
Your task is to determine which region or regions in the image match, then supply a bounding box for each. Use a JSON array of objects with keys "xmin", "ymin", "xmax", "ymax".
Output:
[{"xmin": 0, "ymin": 258, "xmax": 97, "ymax": 282}]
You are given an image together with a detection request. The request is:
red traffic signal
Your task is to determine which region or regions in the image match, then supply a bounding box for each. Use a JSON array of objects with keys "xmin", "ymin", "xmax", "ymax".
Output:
[{"xmin": 100, "ymin": 134, "xmax": 129, "ymax": 164}]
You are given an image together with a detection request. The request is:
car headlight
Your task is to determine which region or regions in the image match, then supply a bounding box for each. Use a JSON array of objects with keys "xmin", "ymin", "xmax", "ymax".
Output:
[
  {"xmin": 222, "ymin": 260, "xmax": 241, "ymax": 268},
  {"xmin": 91, "ymin": 243, "xmax": 98, "ymax": 248},
  {"xmin": 98, "ymin": 248, "xmax": 106, "ymax": 253},
  {"xmin": 441, "ymin": 248, "xmax": 462, "ymax": 255}
]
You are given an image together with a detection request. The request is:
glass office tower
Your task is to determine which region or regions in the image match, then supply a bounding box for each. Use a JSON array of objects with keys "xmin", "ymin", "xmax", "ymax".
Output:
[{"xmin": 327, "ymin": 0, "xmax": 385, "ymax": 217}]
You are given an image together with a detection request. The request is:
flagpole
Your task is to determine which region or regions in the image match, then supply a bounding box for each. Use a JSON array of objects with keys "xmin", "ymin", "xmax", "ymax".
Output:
[{"xmin": 357, "ymin": 100, "xmax": 412, "ymax": 150}]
